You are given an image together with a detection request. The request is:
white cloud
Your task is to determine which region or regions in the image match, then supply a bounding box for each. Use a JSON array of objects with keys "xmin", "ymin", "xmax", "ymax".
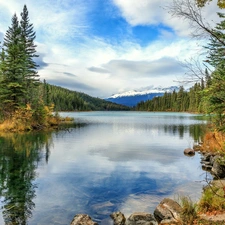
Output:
[
  {"xmin": 112, "ymin": 0, "xmax": 221, "ymax": 37},
  {"xmin": 0, "ymin": 0, "xmax": 220, "ymax": 98}
]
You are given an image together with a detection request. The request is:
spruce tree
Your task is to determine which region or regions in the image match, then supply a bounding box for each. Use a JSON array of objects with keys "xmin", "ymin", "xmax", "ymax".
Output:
[
  {"xmin": 204, "ymin": 12, "xmax": 225, "ymax": 129},
  {"xmin": 20, "ymin": 5, "xmax": 39, "ymax": 105},
  {"xmin": 0, "ymin": 14, "xmax": 25, "ymax": 116}
]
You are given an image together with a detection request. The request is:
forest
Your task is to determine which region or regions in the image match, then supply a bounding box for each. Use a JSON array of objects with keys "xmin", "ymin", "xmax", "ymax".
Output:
[
  {"xmin": 0, "ymin": 5, "xmax": 129, "ymax": 131},
  {"xmin": 135, "ymin": 75, "xmax": 209, "ymax": 113},
  {"xmin": 40, "ymin": 81, "xmax": 130, "ymax": 111},
  {"xmin": 1, "ymin": 3, "xmax": 225, "ymax": 131}
]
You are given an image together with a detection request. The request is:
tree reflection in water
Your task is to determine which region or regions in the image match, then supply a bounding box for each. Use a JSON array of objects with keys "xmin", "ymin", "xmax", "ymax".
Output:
[{"xmin": 0, "ymin": 132, "xmax": 53, "ymax": 225}]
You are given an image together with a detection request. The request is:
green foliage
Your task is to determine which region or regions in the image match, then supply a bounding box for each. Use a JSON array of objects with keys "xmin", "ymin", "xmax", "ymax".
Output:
[
  {"xmin": 203, "ymin": 13, "xmax": 225, "ymax": 130},
  {"xmin": 179, "ymin": 196, "xmax": 198, "ymax": 225},
  {"xmin": 39, "ymin": 83, "xmax": 130, "ymax": 111},
  {"xmin": 0, "ymin": 14, "xmax": 26, "ymax": 113},
  {"xmin": 198, "ymin": 183, "xmax": 225, "ymax": 213},
  {"xmin": 20, "ymin": 5, "xmax": 39, "ymax": 105},
  {"xmin": 136, "ymin": 84, "xmax": 204, "ymax": 113},
  {"xmin": 0, "ymin": 5, "xmax": 40, "ymax": 119},
  {"xmin": 196, "ymin": 0, "xmax": 225, "ymax": 8}
]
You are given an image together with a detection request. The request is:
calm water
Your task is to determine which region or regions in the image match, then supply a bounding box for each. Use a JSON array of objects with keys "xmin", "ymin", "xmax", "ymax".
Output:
[{"xmin": 0, "ymin": 112, "xmax": 209, "ymax": 225}]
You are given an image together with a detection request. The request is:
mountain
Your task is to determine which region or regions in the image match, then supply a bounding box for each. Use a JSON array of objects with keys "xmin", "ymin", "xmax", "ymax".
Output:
[
  {"xmin": 105, "ymin": 86, "xmax": 179, "ymax": 107},
  {"xmin": 44, "ymin": 83, "xmax": 130, "ymax": 111}
]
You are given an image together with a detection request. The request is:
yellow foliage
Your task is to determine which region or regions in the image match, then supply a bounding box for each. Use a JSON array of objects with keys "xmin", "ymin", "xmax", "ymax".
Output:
[
  {"xmin": 201, "ymin": 131, "xmax": 225, "ymax": 154},
  {"xmin": 0, "ymin": 103, "xmax": 62, "ymax": 132},
  {"xmin": 196, "ymin": 0, "xmax": 225, "ymax": 8}
]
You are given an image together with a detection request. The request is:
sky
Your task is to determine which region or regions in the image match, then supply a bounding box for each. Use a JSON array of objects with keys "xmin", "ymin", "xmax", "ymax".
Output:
[{"xmin": 0, "ymin": 0, "xmax": 222, "ymax": 98}]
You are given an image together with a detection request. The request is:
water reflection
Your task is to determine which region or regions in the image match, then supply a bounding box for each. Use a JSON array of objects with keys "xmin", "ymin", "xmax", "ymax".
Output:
[
  {"xmin": 0, "ymin": 132, "xmax": 53, "ymax": 225},
  {"xmin": 164, "ymin": 123, "xmax": 206, "ymax": 141},
  {"xmin": 0, "ymin": 112, "xmax": 209, "ymax": 225}
]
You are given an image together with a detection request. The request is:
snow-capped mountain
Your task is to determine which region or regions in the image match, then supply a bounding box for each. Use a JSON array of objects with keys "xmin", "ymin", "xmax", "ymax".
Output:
[{"xmin": 105, "ymin": 86, "xmax": 179, "ymax": 107}]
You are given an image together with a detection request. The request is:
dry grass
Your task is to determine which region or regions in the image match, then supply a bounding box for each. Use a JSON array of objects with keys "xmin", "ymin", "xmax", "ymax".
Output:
[
  {"xmin": 177, "ymin": 196, "xmax": 198, "ymax": 225},
  {"xmin": 198, "ymin": 184, "xmax": 225, "ymax": 213},
  {"xmin": 0, "ymin": 104, "xmax": 66, "ymax": 132},
  {"xmin": 200, "ymin": 131, "xmax": 225, "ymax": 154}
]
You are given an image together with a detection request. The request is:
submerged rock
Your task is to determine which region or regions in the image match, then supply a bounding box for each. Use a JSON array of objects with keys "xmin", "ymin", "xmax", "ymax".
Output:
[
  {"xmin": 153, "ymin": 198, "xmax": 182, "ymax": 224},
  {"xmin": 126, "ymin": 212, "xmax": 157, "ymax": 225},
  {"xmin": 110, "ymin": 211, "xmax": 126, "ymax": 225},
  {"xmin": 70, "ymin": 214, "xmax": 98, "ymax": 225}
]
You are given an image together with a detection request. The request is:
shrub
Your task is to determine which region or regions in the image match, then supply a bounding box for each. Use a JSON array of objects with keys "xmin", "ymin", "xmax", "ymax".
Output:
[
  {"xmin": 179, "ymin": 196, "xmax": 198, "ymax": 225},
  {"xmin": 201, "ymin": 131, "xmax": 225, "ymax": 154},
  {"xmin": 198, "ymin": 182, "xmax": 225, "ymax": 213}
]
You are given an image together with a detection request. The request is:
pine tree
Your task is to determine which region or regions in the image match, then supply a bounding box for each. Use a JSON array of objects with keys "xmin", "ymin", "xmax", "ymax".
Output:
[
  {"xmin": 204, "ymin": 12, "xmax": 225, "ymax": 129},
  {"xmin": 20, "ymin": 5, "xmax": 39, "ymax": 105},
  {"xmin": 0, "ymin": 14, "xmax": 25, "ymax": 116}
]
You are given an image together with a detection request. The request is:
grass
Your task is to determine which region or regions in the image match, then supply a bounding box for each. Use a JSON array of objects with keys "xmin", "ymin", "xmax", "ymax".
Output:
[
  {"xmin": 0, "ymin": 104, "xmax": 74, "ymax": 132},
  {"xmin": 178, "ymin": 196, "xmax": 198, "ymax": 225},
  {"xmin": 200, "ymin": 131, "xmax": 225, "ymax": 155},
  {"xmin": 198, "ymin": 182, "xmax": 225, "ymax": 213}
]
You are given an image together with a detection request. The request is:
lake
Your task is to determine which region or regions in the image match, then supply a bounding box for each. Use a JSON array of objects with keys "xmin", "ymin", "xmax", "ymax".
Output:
[{"xmin": 0, "ymin": 111, "xmax": 209, "ymax": 225}]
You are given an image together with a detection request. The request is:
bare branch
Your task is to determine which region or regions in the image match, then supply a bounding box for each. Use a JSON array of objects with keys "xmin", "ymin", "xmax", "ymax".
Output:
[
  {"xmin": 168, "ymin": 0, "xmax": 225, "ymax": 46},
  {"xmin": 175, "ymin": 57, "xmax": 209, "ymax": 84}
]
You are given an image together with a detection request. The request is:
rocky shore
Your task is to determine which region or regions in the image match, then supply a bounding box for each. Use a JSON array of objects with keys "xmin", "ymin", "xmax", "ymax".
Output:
[
  {"xmin": 70, "ymin": 148, "xmax": 225, "ymax": 225},
  {"xmin": 70, "ymin": 197, "xmax": 183, "ymax": 225}
]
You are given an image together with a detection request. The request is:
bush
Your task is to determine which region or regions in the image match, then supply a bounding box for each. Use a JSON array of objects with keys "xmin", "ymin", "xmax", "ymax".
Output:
[
  {"xmin": 179, "ymin": 196, "xmax": 198, "ymax": 224},
  {"xmin": 198, "ymin": 182, "xmax": 225, "ymax": 213},
  {"xmin": 0, "ymin": 103, "xmax": 62, "ymax": 131}
]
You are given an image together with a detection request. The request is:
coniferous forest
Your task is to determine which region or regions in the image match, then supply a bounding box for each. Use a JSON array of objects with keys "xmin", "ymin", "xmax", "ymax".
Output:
[
  {"xmin": 40, "ymin": 81, "xmax": 130, "ymax": 111},
  {"xmin": 136, "ymin": 11, "xmax": 225, "ymax": 131},
  {"xmin": 1, "ymin": 4, "xmax": 225, "ymax": 132},
  {"xmin": 135, "ymin": 80, "xmax": 207, "ymax": 113},
  {"xmin": 0, "ymin": 5, "xmax": 129, "ymax": 131}
]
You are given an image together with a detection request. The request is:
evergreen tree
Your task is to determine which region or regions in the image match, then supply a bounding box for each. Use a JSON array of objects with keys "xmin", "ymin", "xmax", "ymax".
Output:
[
  {"xmin": 204, "ymin": 13, "xmax": 225, "ymax": 129},
  {"xmin": 205, "ymin": 68, "xmax": 212, "ymax": 87},
  {"xmin": 20, "ymin": 5, "xmax": 39, "ymax": 105},
  {"xmin": 0, "ymin": 6, "xmax": 40, "ymax": 119},
  {"xmin": 0, "ymin": 14, "xmax": 25, "ymax": 116}
]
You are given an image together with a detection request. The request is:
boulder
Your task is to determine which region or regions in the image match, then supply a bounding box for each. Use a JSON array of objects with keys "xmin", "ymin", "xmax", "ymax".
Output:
[
  {"xmin": 110, "ymin": 211, "xmax": 126, "ymax": 225},
  {"xmin": 126, "ymin": 212, "xmax": 157, "ymax": 225},
  {"xmin": 212, "ymin": 156, "xmax": 225, "ymax": 179},
  {"xmin": 184, "ymin": 148, "xmax": 195, "ymax": 156},
  {"xmin": 153, "ymin": 198, "xmax": 182, "ymax": 224},
  {"xmin": 70, "ymin": 214, "xmax": 98, "ymax": 225}
]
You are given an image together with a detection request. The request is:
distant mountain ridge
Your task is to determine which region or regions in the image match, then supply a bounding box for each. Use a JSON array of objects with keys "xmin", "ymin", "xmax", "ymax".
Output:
[{"xmin": 105, "ymin": 86, "xmax": 179, "ymax": 107}]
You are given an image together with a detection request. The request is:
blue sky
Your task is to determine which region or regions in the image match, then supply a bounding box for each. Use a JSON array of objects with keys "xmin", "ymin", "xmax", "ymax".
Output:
[{"xmin": 0, "ymin": 0, "xmax": 220, "ymax": 98}]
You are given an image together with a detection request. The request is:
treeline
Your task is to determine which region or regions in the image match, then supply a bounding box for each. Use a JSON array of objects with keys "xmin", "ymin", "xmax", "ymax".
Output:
[
  {"xmin": 136, "ymin": 11, "xmax": 225, "ymax": 131},
  {"xmin": 136, "ymin": 75, "xmax": 211, "ymax": 113},
  {"xmin": 40, "ymin": 81, "xmax": 130, "ymax": 111},
  {"xmin": 0, "ymin": 5, "xmax": 129, "ymax": 131}
]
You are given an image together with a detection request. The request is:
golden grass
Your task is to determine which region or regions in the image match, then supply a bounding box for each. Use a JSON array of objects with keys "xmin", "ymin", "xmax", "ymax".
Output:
[
  {"xmin": 0, "ymin": 104, "xmax": 67, "ymax": 132},
  {"xmin": 200, "ymin": 131, "xmax": 225, "ymax": 154}
]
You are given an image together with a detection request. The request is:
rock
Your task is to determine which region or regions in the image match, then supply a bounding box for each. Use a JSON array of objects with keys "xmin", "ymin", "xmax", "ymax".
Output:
[
  {"xmin": 202, "ymin": 164, "xmax": 212, "ymax": 171},
  {"xmin": 193, "ymin": 144, "xmax": 201, "ymax": 151},
  {"xmin": 126, "ymin": 212, "xmax": 157, "ymax": 225},
  {"xmin": 110, "ymin": 211, "xmax": 126, "ymax": 225},
  {"xmin": 202, "ymin": 153, "xmax": 211, "ymax": 161},
  {"xmin": 212, "ymin": 156, "xmax": 225, "ymax": 179},
  {"xmin": 210, "ymin": 179, "xmax": 225, "ymax": 188},
  {"xmin": 184, "ymin": 148, "xmax": 195, "ymax": 156},
  {"xmin": 70, "ymin": 214, "xmax": 98, "ymax": 225},
  {"xmin": 153, "ymin": 198, "xmax": 182, "ymax": 224}
]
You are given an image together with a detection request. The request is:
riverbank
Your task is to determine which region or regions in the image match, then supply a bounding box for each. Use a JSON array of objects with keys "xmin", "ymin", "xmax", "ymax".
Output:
[{"xmin": 0, "ymin": 105, "xmax": 74, "ymax": 132}]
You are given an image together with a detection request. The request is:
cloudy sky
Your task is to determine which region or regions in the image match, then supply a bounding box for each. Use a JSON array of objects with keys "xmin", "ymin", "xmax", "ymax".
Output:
[{"xmin": 0, "ymin": 0, "xmax": 221, "ymax": 98}]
